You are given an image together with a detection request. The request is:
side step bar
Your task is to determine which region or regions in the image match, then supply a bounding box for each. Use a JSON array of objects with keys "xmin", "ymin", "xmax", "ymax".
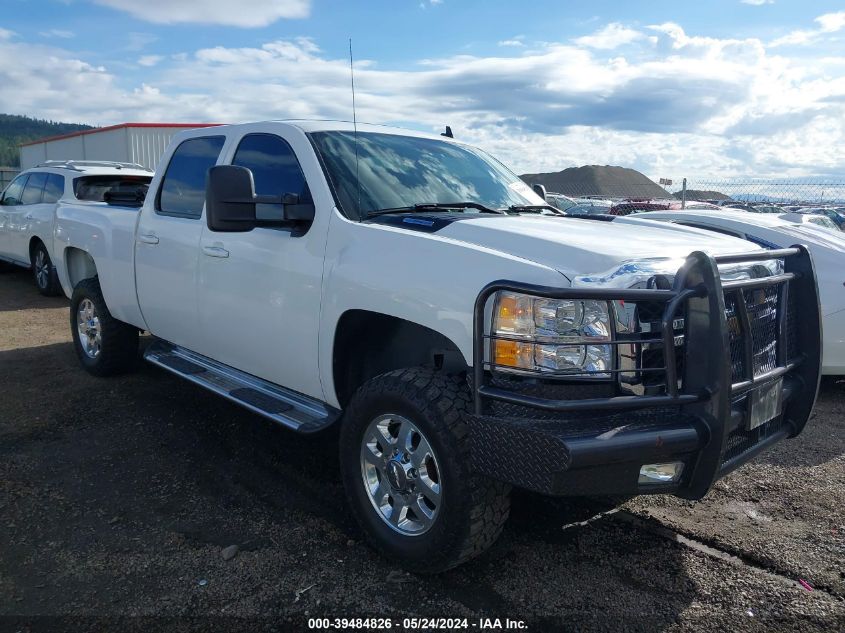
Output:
[{"xmin": 144, "ymin": 340, "xmax": 339, "ymax": 433}]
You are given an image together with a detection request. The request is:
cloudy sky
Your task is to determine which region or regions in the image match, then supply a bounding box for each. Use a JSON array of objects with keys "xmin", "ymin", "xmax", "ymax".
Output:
[{"xmin": 2, "ymin": 0, "xmax": 844, "ymax": 179}]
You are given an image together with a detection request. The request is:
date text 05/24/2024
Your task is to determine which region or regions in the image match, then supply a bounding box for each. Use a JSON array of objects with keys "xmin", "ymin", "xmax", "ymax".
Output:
[{"xmin": 307, "ymin": 617, "xmax": 528, "ymax": 630}]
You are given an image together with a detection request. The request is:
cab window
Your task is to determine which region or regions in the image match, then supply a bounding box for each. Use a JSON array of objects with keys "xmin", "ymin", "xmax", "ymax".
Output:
[
  {"xmin": 232, "ymin": 133, "xmax": 311, "ymax": 201},
  {"xmin": 21, "ymin": 172, "xmax": 48, "ymax": 205},
  {"xmin": 157, "ymin": 136, "xmax": 226, "ymax": 218},
  {"xmin": 1, "ymin": 174, "xmax": 28, "ymax": 205}
]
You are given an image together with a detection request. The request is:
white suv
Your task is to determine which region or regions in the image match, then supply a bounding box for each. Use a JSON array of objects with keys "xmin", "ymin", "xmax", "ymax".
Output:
[{"xmin": 0, "ymin": 161, "xmax": 152, "ymax": 295}]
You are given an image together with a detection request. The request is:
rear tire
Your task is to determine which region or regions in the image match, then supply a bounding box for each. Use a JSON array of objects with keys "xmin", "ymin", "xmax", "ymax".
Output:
[
  {"xmin": 31, "ymin": 241, "xmax": 62, "ymax": 296},
  {"xmin": 339, "ymin": 368, "xmax": 511, "ymax": 573},
  {"xmin": 70, "ymin": 277, "xmax": 139, "ymax": 376}
]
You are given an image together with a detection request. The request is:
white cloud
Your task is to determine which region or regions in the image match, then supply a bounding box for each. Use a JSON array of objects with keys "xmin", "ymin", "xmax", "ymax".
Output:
[
  {"xmin": 741, "ymin": 0, "xmax": 773, "ymax": 5},
  {"xmin": 771, "ymin": 10, "xmax": 845, "ymax": 47},
  {"xmin": 137, "ymin": 55, "xmax": 164, "ymax": 67},
  {"xmin": 574, "ymin": 23, "xmax": 644, "ymax": 49},
  {"xmin": 1, "ymin": 15, "xmax": 844, "ymax": 178},
  {"xmin": 498, "ymin": 39, "xmax": 524, "ymax": 47},
  {"xmin": 816, "ymin": 11, "xmax": 845, "ymax": 32},
  {"xmin": 0, "ymin": 28, "xmax": 15, "ymax": 40},
  {"xmin": 93, "ymin": 0, "xmax": 310, "ymax": 27}
]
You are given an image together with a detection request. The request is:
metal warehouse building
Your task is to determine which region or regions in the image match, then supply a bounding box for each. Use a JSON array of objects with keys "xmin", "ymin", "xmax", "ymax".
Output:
[{"xmin": 19, "ymin": 123, "xmax": 221, "ymax": 171}]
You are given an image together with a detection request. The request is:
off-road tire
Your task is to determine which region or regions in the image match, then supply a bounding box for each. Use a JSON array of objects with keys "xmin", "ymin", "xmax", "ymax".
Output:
[
  {"xmin": 31, "ymin": 241, "xmax": 62, "ymax": 296},
  {"xmin": 339, "ymin": 367, "xmax": 511, "ymax": 573},
  {"xmin": 70, "ymin": 277, "xmax": 139, "ymax": 376}
]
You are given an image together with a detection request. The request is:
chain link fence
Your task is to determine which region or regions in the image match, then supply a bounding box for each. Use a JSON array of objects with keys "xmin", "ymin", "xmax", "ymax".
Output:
[
  {"xmin": 677, "ymin": 178, "xmax": 845, "ymax": 209},
  {"xmin": 531, "ymin": 173, "xmax": 845, "ymax": 218}
]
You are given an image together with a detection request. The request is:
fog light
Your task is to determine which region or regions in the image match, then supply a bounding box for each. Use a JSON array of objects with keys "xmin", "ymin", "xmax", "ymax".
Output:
[{"xmin": 638, "ymin": 462, "xmax": 684, "ymax": 485}]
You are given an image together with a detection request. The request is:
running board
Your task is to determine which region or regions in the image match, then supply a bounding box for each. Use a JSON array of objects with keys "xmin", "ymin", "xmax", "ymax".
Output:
[{"xmin": 144, "ymin": 341, "xmax": 339, "ymax": 433}]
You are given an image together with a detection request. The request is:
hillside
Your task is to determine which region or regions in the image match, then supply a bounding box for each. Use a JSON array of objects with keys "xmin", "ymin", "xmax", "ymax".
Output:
[
  {"xmin": 521, "ymin": 165, "xmax": 669, "ymax": 199},
  {"xmin": 0, "ymin": 114, "xmax": 92, "ymax": 167},
  {"xmin": 673, "ymin": 189, "xmax": 731, "ymax": 201}
]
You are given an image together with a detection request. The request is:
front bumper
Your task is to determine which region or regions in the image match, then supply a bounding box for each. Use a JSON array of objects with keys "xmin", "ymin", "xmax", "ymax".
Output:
[{"xmin": 468, "ymin": 247, "xmax": 822, "ymax": 499}]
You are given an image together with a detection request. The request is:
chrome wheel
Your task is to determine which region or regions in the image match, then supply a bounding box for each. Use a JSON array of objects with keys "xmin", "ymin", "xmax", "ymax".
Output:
[
  {"xmin": 76, "ymin": 298, "xmax": 102, "ymax": 359},
  {"xmin": 34, "ymin": 249, "xmax": 50, "ymax": 289},
  {"xmin": 360, "ymin": 414, "xmax": 442, "ymax": 536}
]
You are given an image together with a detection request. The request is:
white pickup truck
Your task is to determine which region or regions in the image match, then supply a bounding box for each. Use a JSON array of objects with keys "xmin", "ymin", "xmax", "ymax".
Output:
[
  {"xmin": 52, "ymin": 121, "xmax": 822, "ymax": 572},
  {"xmin": 0, "ymin": 161, "xmax": 152, "ymax": 295}
]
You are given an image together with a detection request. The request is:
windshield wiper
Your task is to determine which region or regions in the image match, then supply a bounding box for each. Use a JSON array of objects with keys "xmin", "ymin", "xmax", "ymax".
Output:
[
  {"xmin": 507, "ymin": 204, "xmax": 565, "ymax": 215},
  {"xmin": 367, "ymin": 202, "xmax": 504, "ymax": 218}
]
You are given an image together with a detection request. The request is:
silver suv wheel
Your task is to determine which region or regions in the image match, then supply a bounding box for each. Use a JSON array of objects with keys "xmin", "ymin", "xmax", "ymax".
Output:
[
  {"xmin": 34, "ymin": 249, "xmax": 50, "ymax": 290},
  {"xmin": 360, "ymin": 413, "xmax": 442, "ymax": 535},
  {"xmin": 76, "ymin": 298, "xmax": 102, "ymax": 359}
]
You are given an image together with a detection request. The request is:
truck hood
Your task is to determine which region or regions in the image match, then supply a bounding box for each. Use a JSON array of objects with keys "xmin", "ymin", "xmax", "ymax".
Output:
[{"xmin": 437, "ymin": 215, "xmax": 760, "ymax": 280}]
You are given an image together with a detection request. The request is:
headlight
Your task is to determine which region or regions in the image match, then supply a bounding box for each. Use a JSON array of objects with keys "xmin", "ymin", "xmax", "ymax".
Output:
[{"xmin": 492, "ymin": 292, "xmax": 612, "ymax": 376}]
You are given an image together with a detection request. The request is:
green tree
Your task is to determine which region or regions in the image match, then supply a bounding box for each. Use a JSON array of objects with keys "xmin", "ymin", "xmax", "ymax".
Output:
[{"xmin": 0, "ymin": 114, "xmax": 93, "ymax": 167}]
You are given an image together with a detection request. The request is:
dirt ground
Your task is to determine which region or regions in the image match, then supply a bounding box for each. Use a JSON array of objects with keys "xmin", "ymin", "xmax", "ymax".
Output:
[{"xmin": 1, "ymin": 266, "xmax": 843, "ymax": 632}]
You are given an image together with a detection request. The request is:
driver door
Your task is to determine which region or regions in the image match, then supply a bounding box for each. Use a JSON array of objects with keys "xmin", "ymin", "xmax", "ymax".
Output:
[{"xmin": 196, "ymin": 132, "xmax": 324, "ymax": 399}]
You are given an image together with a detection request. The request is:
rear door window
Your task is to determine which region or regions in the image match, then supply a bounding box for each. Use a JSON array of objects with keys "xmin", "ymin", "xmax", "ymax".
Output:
[
  {"xmin": 42, "ymin": 174, "xmax": 65, "ymax": 204},
  {"xmin": 1, "ymin": 174, "xmax": 28, "ymax": 205},
  {"xmin": 157, "ymin": 136, "xmax": 226, "ymax": 218},
  {"xmin": 21, "ymin": 172, "xmax": 48, "ymax": 205}
]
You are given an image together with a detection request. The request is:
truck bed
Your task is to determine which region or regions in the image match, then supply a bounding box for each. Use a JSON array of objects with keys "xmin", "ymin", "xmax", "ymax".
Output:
[{"xmin": 54, "ymin": 200, "xmax": 146, "ymax": 328}]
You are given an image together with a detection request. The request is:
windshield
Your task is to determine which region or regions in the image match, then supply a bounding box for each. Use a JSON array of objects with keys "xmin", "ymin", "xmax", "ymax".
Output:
[{"xmin": 310, "ymin": 131, "xmax": 543, "ymax": 219}]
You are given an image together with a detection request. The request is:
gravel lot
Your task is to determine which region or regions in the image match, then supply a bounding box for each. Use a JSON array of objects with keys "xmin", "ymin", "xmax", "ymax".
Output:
[{"xmin": 1, "ymin": 267, "xmax": 843, "ymax": 632}]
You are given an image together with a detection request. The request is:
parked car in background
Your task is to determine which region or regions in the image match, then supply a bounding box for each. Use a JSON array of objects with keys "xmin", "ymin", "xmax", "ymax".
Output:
[
  {"xmin": 545, "ymin": 192, "xmax": 577, "ymax": 211},
  {"xmin": 50, "ymin": 121, "xmax": 820, "ymax": 571},
  {"xmin": 0, "ymin": 160, "xmax": 152, "ymax": 295},
  {"xmin": 682, "ymin": 201, "xmax": 721, "ymax": 210},
  {"xmin": 564, "ymin": 201, "xmax": 614, "ymax": 215},
  {"xmin": 609, "ymin": 199, "xmax": 682, "ymax": 216},
  {"xmin": 796, "ymin": 207, "xmax": 845, "ymax": 230},
  {"xmin": 621, "ymin": 208, "xmax": 845, "ymax": 375},
  {"xmin": 779, "ymin": 211, "xmax": 840, "ymax": 232},
  {"xmin": 749, "ymin": 204, "xmax": 782, "ymax": 214},
  {"xmin": 722, "ymin": 203, "xmax": 759, "ymax": 212}
]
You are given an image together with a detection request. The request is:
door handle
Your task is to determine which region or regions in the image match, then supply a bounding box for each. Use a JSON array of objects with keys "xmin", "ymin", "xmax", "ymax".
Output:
[
  {"xmin": 137, "ymin": 233, "xmax": 159, "ymax": 245},
  {"xmin": 202, "ymin": 245, "xmax": 229, "ymax": 258}
]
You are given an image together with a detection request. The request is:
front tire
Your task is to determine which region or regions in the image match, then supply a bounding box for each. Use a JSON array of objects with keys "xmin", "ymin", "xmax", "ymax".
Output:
[
  {"xmin": 340, "ymin": 368, "xmax": 511, "ymax": 573},
  {"xmin": 70, "ymin": 277, "xmax": 139, "ymax": 376},
  {"xmin": 31, "ymin": 241, "xmax": 61, "ymax": 296}
]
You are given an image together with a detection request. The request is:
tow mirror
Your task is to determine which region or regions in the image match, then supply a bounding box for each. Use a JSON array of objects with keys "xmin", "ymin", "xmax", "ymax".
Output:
[
  {"xmin": 532, "ymin": 183, "xmax": 547, "ymax": 200},
  {"xmin": 206, "ymin": 165, "xmax": 315, "ymax": 232}
]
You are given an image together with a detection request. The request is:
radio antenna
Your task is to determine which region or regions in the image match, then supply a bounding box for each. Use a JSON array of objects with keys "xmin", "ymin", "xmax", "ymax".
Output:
[{"xmin": 349, "ymin": 38, "xmax": 361, "ymax": 217}]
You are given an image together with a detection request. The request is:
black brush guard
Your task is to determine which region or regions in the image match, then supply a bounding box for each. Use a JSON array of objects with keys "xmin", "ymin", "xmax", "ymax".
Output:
[{"xmin": 468, "ymin": 247, "xmax": 822, "ymax": 499}]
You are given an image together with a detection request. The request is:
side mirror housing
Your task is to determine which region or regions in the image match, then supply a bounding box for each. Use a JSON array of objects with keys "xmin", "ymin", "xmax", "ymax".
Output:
[
  {"xmin": 206, "ymin": 165, "xmax": 259, "ymax": 232},
  {"xmin": 532, "ymin": 183, "xmax": 547, "ymax": 200},
  {"xmin": 206, "ymin": 165, "xmax": 316, "ymax": 232}
]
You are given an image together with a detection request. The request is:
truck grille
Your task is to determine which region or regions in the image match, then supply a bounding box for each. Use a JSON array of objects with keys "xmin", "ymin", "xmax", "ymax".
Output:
[
  {"xmin": 635, "ymin": 278, "xmax": 793, "ymax": 393},
  {"xmin": 722, "ymin": 414, "xmax": 786, "ymax": 464},
  {"xmin": 724, "ymin": 287, "xmax": 781, "ymax": 383}
]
